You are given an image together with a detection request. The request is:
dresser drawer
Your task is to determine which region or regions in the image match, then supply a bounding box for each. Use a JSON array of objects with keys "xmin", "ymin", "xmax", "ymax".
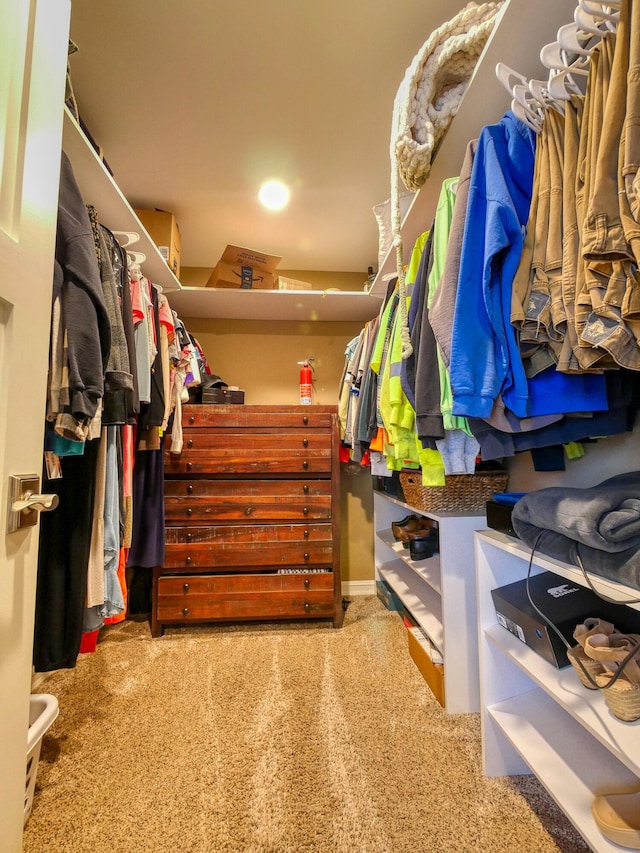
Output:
[
  {"xmin": 164, "ymin": 478, "xmax": 332, "ymax": 523},
  {"xmin": 182, "ymin": 406, "xmax": 334, "ymax": 430},
  {"xmin": 165, "ymin": 431, "xmax": 332, "ymax": 476},
  {"xmin": 156, "ymin": 571, "xmax": 336, "ymax": 622},
  {"xmin": 165, "ymin": 523, "xmax": 333, "ymax": 570}
]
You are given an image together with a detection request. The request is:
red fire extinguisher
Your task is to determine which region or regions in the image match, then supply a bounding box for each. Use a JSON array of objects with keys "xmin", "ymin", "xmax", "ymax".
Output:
[{"xmin": 298, "ymin": 358, "xmax": 314, "ymax": 405}]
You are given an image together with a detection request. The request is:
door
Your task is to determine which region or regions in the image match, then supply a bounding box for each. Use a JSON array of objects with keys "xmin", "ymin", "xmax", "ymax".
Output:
[{"xmin": 0, "ymin": 0, "xmax": 70, "ymax": 848}]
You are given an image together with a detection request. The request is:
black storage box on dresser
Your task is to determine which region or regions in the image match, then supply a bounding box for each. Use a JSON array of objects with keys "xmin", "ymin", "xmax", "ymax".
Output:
[
  {"xmin": 155, "ymin": 404, "xmax": 343, "ymax": 636},
  {"xmin": 201, "ymin": 387, "xmax": 245, "ymax": 404}
]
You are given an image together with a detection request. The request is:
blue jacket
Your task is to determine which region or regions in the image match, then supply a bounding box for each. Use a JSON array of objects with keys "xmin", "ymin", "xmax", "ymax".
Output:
[{"xmin": 450, "ymin": 111, "xmax": 536, "ymax": 419}]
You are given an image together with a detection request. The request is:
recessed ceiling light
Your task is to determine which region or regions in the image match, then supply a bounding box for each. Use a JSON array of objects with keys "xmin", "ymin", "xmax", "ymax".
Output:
[{"xmin": 258, "ymin": 179, "xmax": 290, "ymax": 211}]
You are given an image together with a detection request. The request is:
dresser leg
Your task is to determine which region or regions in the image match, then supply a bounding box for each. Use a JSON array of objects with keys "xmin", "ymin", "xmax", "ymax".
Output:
[
  {"xmin": 151, "ymin": 566, "xmax": 163, "ymax": 637},
  {"xmin": 332, "ymin": 599, "xmax": 346, "ymax": 628}
]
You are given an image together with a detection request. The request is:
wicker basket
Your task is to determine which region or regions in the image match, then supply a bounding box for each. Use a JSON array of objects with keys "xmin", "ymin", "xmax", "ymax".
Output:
[{"xmin": 399, "ymin": 470, "xmax": 509, "ymax": 513}]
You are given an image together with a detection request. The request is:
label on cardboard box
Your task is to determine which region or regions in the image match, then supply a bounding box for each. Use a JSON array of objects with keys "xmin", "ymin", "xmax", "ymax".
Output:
[{"xmin": 206, "ymin": 245, "xmax": 281, "ymax": 289}]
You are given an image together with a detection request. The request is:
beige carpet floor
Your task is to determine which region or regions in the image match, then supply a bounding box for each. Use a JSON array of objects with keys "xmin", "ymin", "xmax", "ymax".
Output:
[{"xmin": 23, "ymin": 597, "xmax": 590, "ymax": 853}]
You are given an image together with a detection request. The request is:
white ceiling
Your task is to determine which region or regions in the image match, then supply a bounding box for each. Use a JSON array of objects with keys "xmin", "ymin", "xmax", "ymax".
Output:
[{"xmin": 68, "ymin": 0, "xmax": 469, "ymax": 274}]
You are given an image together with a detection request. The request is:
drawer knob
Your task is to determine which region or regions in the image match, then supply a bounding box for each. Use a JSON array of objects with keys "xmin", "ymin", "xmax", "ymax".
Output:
[
  {"xmin": 302, "ymin": 438, "xmax": 308, "ymax": 447},
  {"xmin": 303, "ymin": 507, "xmax": 309, "ymax": 516},
  {"xmin": 304, "ymin": 529, "xmax": 309, "ymax": 538},
  {"xmin": 186, "ymin": 508, "xmax": 193, "ymax": 517},
  {"xmin": 183, "ymin": 607, "xmax": 190, "ymax": 616},
  {"xmin": 187, "ymin": 439, "xmax": 193, "ymax": 448},
  {"xmin": 185, "ymin": 556, "xmax": 192, "ymax": 565},
  {"xmin": 183, "ymin": 583, "xmax": 190, "ymax": 593},
  {"xmin": 303, "ymin": 552, "xmax": 309, "ymax": 561},
  {"xmin": 304, "ymin": 578, "xmax": 310, "ymax": 589},
  {"xmin": 303, "ymin": 416, "xmax": 308, "ymax": 425},
  {"xmin": 304, "ymin": 602, "xmax": 310, "ymax": 612},
  {"xmin": 302, "ymin": 461, "xmax": 309, "ymax": 470},
  {"xmin": 188, "ymin": 416, "xmax": 195, "ymax": 425},
  {"xmin": 187, "ymin": 484, "xmax": 193, "ymax": 494},
  {"xmin": 186, "ymin": 462, "xmax": 193, "ymax": 471},
  {"xmin": 303, "ymin": 484, "xmax": 309, "ymax": 494},
  {"xmin": 244, "ymin": 507, "xmax": 253, "ymax": 516},
  {"xmin": 186, "ymin": 533, "xmax": 192, "ymax": 542}
]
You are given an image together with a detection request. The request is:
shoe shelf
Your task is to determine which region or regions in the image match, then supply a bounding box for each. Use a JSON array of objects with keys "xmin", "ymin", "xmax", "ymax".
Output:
[
  {"xmin": 476, "ymin": 529, "xmax": 640, "ymax": 853},
  {"xmin": 374, "ymin": 490, "xmax": 485, "ymax": 713},
  {"xmin": 375, "ymin": 528, "xmax": 442, "ymax": 595},
  {"xmin": 377, "ymin": 559, "xmax": 444, "ymax": 650}
]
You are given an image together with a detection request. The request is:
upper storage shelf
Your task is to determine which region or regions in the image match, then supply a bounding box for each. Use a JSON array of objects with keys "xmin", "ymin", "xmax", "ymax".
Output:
[
  {"xmin": 62, "ymin": 105, "xmax": 384, "ymax": 321},
  {"xmin": 61, "ymin": 106, "xmax": 182, "ymax": 293},
  {"xmin": 166, "ymin": 285, "xmax": 381, "ymax": 323},
  {"xmin": 370, "ymin": 0, "xmax": 578, "ymax": 296}
]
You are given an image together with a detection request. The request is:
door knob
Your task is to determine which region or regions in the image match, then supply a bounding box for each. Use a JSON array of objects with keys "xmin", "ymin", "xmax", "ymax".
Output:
[
  {"xmin": 7, "ymin": 475, "xmax": 59, "ymax": 533},
  {"xmin": 12, "ymin": 493, "xmax": 58, "ymax": 513}
]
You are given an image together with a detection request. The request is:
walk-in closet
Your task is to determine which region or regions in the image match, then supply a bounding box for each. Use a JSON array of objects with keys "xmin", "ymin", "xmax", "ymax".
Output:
[{"xmin": 3, "ymin": 1, "xmax": 640, "ymax": 851}]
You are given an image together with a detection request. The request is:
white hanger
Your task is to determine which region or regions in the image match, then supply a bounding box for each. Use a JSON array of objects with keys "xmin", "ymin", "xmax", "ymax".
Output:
[
  {"xmin": 579, "ymin": 0, "xmax": 620, "ymax": 17},
  {"xmin": 495, "ymin": 62, "xmax": 528, "ymax": 97},
  {"xmin": 515, "ymin": 84, "xmax": 547, "ymax": 129},
  {"xmin": 547, "ymin": 68, "xmax": 586, "ymax": 100},
  {"xmin": 127, "ymin": 250, "xmax": 146, "ymax": 265},
  {"xmin": 112, "ymin": 230, "xmax": 141, "ymax": 249},
  {"xmin": 540, "ymin": 38, "xmax": 590, "ymax": 76},
  {"xmin": 126, "ymin": 250, "xmax": 146, "ymax": 282},
  {"xmin": 496, "ymin": 64, "xmax": 563, "ymax": 132},
  {"xmin": 528, "ymin": 78, "xmax": 565, "ymax": 114},
  {"xmin": 511, "ymin": 96, "xmax": 544, "ymax": 133},
  {"xmin": 557, "ymin": 21, "xmax": 596, "ymax": 56},
  {"xmin": 574, "ymin": 5, "xmax": 617, "ymax": 36}
]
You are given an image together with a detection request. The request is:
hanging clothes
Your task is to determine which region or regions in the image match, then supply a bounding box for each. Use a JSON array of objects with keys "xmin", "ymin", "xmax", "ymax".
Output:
[
  {"xmin": 34, "ymin": 153, "xmax": 111, "ymax": 672},
  {"xmin": 449, "ymin": 110, "xmax": 537, "ymax": 420}
]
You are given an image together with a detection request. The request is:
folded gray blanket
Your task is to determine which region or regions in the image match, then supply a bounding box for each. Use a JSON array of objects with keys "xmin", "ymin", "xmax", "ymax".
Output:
[{"xmin": 511, "ymin": 471, "xmax": 640, "ymax": 591}]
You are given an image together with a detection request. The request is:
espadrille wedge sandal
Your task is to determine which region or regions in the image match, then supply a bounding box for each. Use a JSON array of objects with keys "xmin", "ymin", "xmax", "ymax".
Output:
[
  {"xmin": 584, "ymin": 633, "xmax": 640, "ymax": 722},
  {"xmin": 567, "ymin": 618, "xmax": 616, "ymax": 690}
]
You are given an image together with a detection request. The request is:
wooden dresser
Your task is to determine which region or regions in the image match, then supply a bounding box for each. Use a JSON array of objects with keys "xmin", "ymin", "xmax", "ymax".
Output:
[{"xmin": 153, "ymin": 404, "xmax": 343, "ymax": 636}]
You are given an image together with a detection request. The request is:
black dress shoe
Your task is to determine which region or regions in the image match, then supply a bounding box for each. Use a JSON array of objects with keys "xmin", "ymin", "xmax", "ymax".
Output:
[{"xmin": 408, "ymin": 529, "xmax": 439, "ymax": 560}]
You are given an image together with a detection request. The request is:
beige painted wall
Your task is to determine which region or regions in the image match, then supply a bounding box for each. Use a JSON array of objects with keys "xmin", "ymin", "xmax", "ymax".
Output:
[{"xmin": 181, "ymin": 305, "xmax": 375, "ymax": 586}]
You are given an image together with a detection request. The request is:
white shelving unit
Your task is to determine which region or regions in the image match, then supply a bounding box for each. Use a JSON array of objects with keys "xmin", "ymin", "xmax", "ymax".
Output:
[
  {"xmin": 476, "ymin": 529, "xmax": 640, "ymax": 852},
  {"xmin": 61, "ymin": 107, "xmax": 182, "ymax": 294},
  {"xmin": 167, "ymin": 284, "xmax": 382, "ymax": 323},
  {"xmin": 374, "ymin": 490, "xmax": 485, "ymax": 713},
  {"xmin": 62, "ymin": 105, "xmax": 384, "ymax": 322}
]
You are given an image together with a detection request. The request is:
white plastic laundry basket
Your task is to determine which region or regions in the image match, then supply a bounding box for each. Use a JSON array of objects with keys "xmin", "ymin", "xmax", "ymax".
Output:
[{"xmin": 25, "ymin": 693, "xmax": 59, "ymax": 825}]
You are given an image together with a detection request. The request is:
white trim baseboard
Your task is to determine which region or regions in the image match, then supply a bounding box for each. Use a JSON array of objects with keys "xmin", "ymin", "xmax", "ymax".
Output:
[{"xmin": 341, "ymin": 580, "xmax": 376, "ymax": 597}]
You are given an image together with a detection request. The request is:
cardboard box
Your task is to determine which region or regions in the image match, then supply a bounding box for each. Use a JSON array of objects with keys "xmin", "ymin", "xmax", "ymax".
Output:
[
  {"xmin": 134, "ymin": 208, "xmax": 181, "ymax": 278},
  {"xmin": 206, "ymin": 245, "xmax": 281, "ymax": 289},
  {"xmin": 407, "ymin": 626, "xmax": 445, "ymax": 707},
  {"xmin": 276, "ymin": 276, "xmax": 313, "ymax": 291},
  {"xmin": 491, "ymin": 570, "xmax": 640, "ymax": 668}
]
